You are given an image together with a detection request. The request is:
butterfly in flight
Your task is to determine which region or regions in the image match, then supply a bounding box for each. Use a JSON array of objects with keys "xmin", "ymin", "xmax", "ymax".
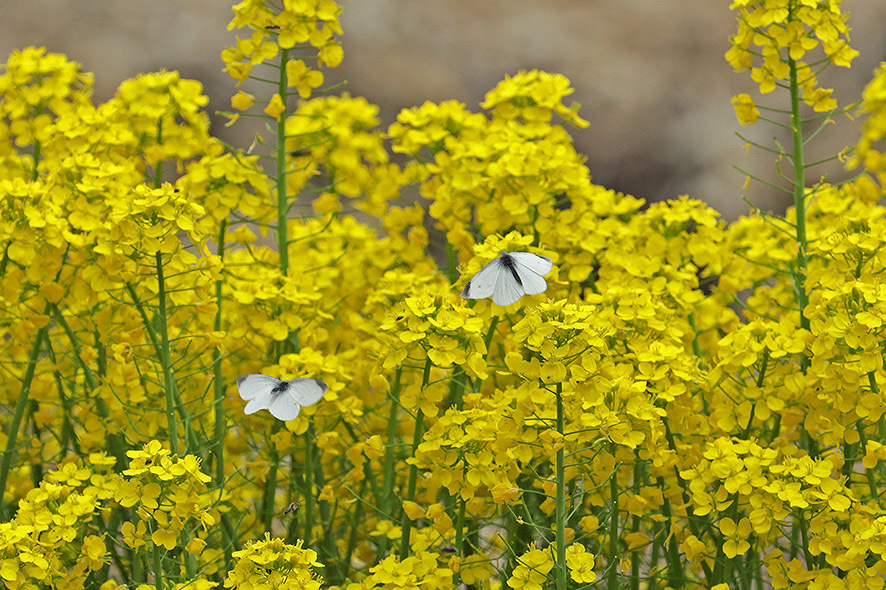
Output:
[
  {"xmin": 461, "ymin": 251, "xmax": 553, "ymax": 306},
  {"xmin": 237, "ymin": 374, "xmax": 328, "ymax": 421}
]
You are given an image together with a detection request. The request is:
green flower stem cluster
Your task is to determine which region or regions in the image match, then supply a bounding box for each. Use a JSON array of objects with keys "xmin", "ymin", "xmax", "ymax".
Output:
[{"xmin": 1, "ymin": 1, "xmax": 886, "ymax": 589}]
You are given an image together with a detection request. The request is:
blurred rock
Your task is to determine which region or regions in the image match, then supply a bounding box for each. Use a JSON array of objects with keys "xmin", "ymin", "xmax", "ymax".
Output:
[{"xmin": 1, "ymin": 0, "xmax": 884, "ymax": 219}]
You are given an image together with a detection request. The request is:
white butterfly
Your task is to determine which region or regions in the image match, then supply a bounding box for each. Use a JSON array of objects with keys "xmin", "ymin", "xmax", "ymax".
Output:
[
  {"xmin": 460, "ymin": 251, "xmax": 553, "ymax": 306},
  {"xmin": 237, "ymin": 374, "xmax": 328, "ymax": 421}
]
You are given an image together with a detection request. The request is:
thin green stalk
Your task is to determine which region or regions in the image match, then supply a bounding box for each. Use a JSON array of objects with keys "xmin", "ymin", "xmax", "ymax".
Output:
[
  {"xmin": 213, "ymin": 219, "xmax": 228, "ymax": 486},
  {"xmin": 0, "ymin": 303, "xmax": 50, "ymax": 519},
  {"xmin": 379, "ymin": 367, "xmax": 403, "ymax": 556},
  {"xmin": 787, "ymin": 57, "xmax": 809, "ymax": 332},
  {"xmin": 607, "ymin": 442, "xmax": 619, "ymax": 590},
  {"xmin": 754, "ymin": 549, "xmax": 765, "ymax": 590},
  {"xmin": 399, "ymin": 358, "xmax": 432, "ymax": 560},
  {"xmin": 123, "ymin": 284, "xmax": 200, "ymax": 453},
  {"xmin": 30, "ymin": 136, "xmax": 41, "ymax": 181},
  {"xmin": 648, "ymin": 520, "xmax": 661, "ymax": 583},
  {"xmin": 211, "ymin": 219, "xmax": 233, "ymax": 571},
  {"xmin": 131, "ymin": 547, "xmax": 144, "ymax": 583},
  {"xmin": 153, "ymin": 121, "xmax": 163, "ymax": 188},
  {"xmin": 554, "ymin": 383, "xmax": 567, "ymax": 590},
  {"xmin": 657, "ymin": 478, "xmax": 685, "ymax": 588},
  {"xmin": 630, "ymin": 452, "xmax": 641, "ymax": 590},
  {"xmin": 182, "ymin": 530, "xmax": 197, "ymax": 579},
  {"xmin": 301, "ymin": 428, "xmax": 315, "ymax": 542},
  {"xmin": 156, "ymin": 250, "xmax": 179, "ymax": 455},
  {"xmin": 261, "ymin": 420, "xmax": 283, "ymax": 532},
  {"xmin": 52, "ymin": 308, "xmax": 126, "ymax": 468},
  {"xmin": 738, "ymin": 548, "xmax": 755, "ymax": 590},
  {"xmin": 151, "ymin": 521, "xmax": 165, "ymax": 590},
  {"xmin": 276, "ymin": 47, "xmax": 291, "ymax": 273},
  {"xmin": 343, "ymin": 476, "xmax": 368, "ymax": 579},
  {"xmin": 455, "ymin": 496, "xmax": 467, "ymax": 557},
  {"xmin": 451, "ymin": 495, "xmax": 468, "ymax": 587}
]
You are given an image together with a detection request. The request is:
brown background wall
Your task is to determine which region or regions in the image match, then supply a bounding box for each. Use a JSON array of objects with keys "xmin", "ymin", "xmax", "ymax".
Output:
[{"xmin": 1, "ymin": 1, "xmax": 884, "ymax": 219}]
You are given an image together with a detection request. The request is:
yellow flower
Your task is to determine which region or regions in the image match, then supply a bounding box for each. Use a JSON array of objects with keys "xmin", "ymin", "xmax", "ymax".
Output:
[
  {"xmin": 81, "ymin": 535, "xmax": 107, "ymax": 567},
  {"xmin": 264, "ymin": 93, "xmax": 286, "ymax": 118},
  {"xmin": 286, "ymin": 59, "xmax": 324, "ymax": 99},
  {"xmin": 231, "ymin": 90, "xmax": 255, "ymax": 110},
  {"xmin": 507, "ymin": 547, "xmax": 554, "ymax": 590},
  {"xmin": 731, "ymin": 93, "xmax": 760, "ymax": 125},
  {"xmin": 565, "ymin": 543, "xmax": 597, "ymax": 584},
  {"xmin": 122, "ymin": 521, "xmax": 148, "ymax": 549},
  {"xmin": 151, "ymin": 528, "xmax": 178, "ymax": 551},
  {"xmin": 720, "ymin": 517, "xmax": 752, "ymax": 558}
]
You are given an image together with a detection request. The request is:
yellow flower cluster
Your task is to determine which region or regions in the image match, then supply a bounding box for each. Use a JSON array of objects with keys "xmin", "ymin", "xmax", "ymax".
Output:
[
  {"xmin": 223, "ymin": 0, "xmax": 342, "ymax": 83},
  {"xmin": 0, "ymin": 445, "xmax": 219, "ymax": 590},
  {"xmin": 852, "ymin": 62, "xmax": 886, "ymax": 184},
  {"xmin": 345, "ymin": 551, "xmax": 452, "ymax": 590},
  {"xmin": 116, "ymin": 441, "xmax": 215, "ymax": 552},
  {"xmin": 225, "ymin": 534, "xmax": 324, "ymax": 590},
  {"xmin": 726, "ymin": 0, "xmax": 859, "ymax": 118}
]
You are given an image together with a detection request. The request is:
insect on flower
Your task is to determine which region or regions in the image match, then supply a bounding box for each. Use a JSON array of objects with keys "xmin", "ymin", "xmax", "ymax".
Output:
[
  {"xmin": 237, "ymin": 375, "xmax": 328, "ymax": 421},
  {"xmin": 461, "ymin": 251, "xmax": 553, "ymax": 306}
]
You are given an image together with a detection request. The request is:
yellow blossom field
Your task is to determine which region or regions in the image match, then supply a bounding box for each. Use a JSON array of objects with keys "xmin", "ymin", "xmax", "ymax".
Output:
[{"xmin": 2, "ymin": 1, "xmax": 886, "ymax": 589}]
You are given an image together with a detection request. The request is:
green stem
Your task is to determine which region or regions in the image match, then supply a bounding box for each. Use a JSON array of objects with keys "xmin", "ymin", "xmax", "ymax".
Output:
[
  {"xmin": 213, "ymin": 219, "xmax": 227, "ymax": 485},
  {"xmin": 455, "ymin": 496, "xmax": 467, "ymax": 558},
  {"xmin": 212, "ymin": 218, "xmax": 232, "ymax": 571},
  {"xmin": 607, "ymin": 442, "xmax": 619, "ymax": 590},
  {"xmin": 398, "ymin": 358, "xmax": 432, "ymax": 560},
  {"xmin": 153, "ymin": 120, "xmax": 164, "ymax": 188},
  {"xmin": 657, "ymin": 478, "xmax": 685, "ymax": 588},
  {"xmin": 156, "ymin": 250, "xmax": 179, "ymax": 455},
  {"xmin": 554, "ymin": 383, "xmax": 567, "ymax": 590},
  {"xmin": 261, "ymin": 420, "xmax": 283, "ymax": 532},
  {"xmin": 303, "ymin": 425, "xmax": 316, "ymax": 544},
  {"xmin": 379, "ymin": 367, "xmax": 403, "ymax": 556},
  {"xmin": 343, "ymin": 477, "xmax": 368, "ymax": 579},
  {"xmin": 630, "ymin": 452, "xmax": 641, "ymax": 590},
  {"xmin": 151, "ymin": 520, "xmax": 165, "ymax": 590},
  {"xmin": 0, "ymin": 303, "xmax": 50, "ymax": 519},
  {"xmin": 276, "ymin": 47, "xmax": 291, "ymax": 273},
  {"xmin": 30, "ymin": 136, "xmax": 41, "ymax": 181},
  {"xmin": 787, "ymin": 57, "xmax": 809, "ymax": 332}
]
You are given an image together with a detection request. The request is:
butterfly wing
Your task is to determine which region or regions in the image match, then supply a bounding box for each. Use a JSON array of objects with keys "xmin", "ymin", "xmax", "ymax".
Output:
[
  {"xmin": 461, "ymin": 257, "xmax": 504, "ymax": 300},
  {"xmin": 237, "ymin": 374, "xmax": 280, "ymax": 415},
  {"xmin": 508, "ymin": 252, "xmax": 553, "ymax": 275},
  {"xmin": 287, "ymin": 378, "xmax": 328, "ymax": 407},
  {"xmin": 268, "ymin": 379, "xmax": 328, "ymax": 421},
  {"xmin": 237, "ymin": 374, "xmax": 281, "ymax": 400},
  {"xmin": 509, "ymin": 252, "xmax": 553, "ymax": 296},
  {"xmin": 491, "ymin": 261, "xmax": 526, "ymax": 306},
  {"xmin": 268, "ymin": 390, "xmax": 302, "ymax": 421}
]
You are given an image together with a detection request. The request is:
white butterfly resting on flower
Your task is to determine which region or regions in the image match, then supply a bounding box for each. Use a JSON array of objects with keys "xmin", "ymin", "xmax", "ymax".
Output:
[
  {"xmin": 237, "ymin": 374, "xmax": 328, "ymax": 421},
  {"xmin": 460, "ymin": 251, "xmax": 553, "ymax": 306}
]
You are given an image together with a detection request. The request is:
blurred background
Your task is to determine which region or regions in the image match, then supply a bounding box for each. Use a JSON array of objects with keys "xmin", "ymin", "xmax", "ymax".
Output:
[{"xmin": 1, "ymin": 1, "xmax": 884, "ymax": 219}]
